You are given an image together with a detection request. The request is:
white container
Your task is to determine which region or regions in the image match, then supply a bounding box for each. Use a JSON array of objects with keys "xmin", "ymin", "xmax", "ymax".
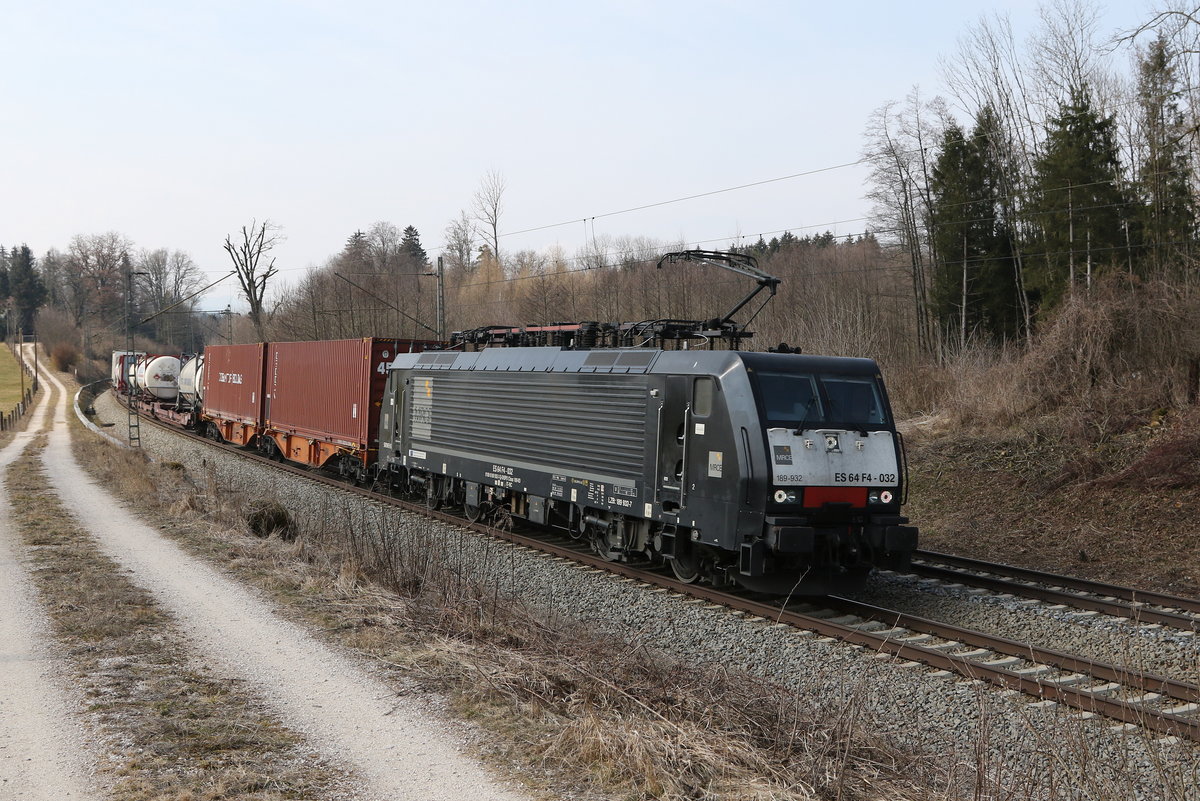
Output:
[
  {"xmin": 134, "ymin": 355, "xmax": 181, "ymax": 400},
  {"xmin": 178, "ymin": 354, "xmax": 204, "ymax": 404},
  {"xmin": 111, "ymin": 351, "xmax": 144, "ymax": 389}
]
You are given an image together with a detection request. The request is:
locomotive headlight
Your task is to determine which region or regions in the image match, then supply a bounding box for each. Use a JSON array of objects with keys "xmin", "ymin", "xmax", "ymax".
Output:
[
  {"xmin": 870, "ymin": 490, "xmax": 894, "ymax": 504},
  {"xmin": 773, "ymin": 489, "xmax": 798, "ymax": 504}
]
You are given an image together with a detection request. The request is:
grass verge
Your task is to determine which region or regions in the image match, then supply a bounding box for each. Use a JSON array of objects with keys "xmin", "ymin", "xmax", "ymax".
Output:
[
  {"xmin": 0, "ymin": 341, "xmax": 31, "ymax": 410},
  {"xmin": 5, "ymin": 441, "xmax": 340, "ymax": 800}
]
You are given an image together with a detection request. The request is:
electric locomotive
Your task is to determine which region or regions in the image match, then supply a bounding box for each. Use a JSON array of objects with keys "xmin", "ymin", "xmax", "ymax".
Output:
[{"xmin": 376, "ymin": 345, "xmax": 916, "ymax": 595}]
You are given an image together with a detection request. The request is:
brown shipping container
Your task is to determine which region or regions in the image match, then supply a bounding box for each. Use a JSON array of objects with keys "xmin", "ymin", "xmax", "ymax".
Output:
[
  {"xmin": 264, "ymin": 338, "xmax": 434, "ymax": 468},
  {"xmin": 201, "ymin": 343, "xmax": 267, "ymax": 425}
]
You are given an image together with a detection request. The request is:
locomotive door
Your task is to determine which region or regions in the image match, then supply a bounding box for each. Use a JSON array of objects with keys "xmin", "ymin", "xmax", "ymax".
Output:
[{"xmin": 656, "ymin": 376, "xmax": 690, "ymax": 513}]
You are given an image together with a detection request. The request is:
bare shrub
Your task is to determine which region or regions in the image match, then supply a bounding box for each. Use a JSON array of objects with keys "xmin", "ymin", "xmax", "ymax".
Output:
[
  {"xmin": 910, "ymin": 278, "xmax": 1200, "ymax": 438},
  {"xmin": 245, "ymin": 500, "xmax": 297, "ymax": 540},
  {"xmin": 1017, "ymin": 278, "xmax": 1199, "ymax": 416},
  {"xmin": 50, "ymin": 343, "xmax": 81, "ymax": 372},
  {"xmin": 34, "ymin": 306, "xmax": 80, "ymax": 355}
]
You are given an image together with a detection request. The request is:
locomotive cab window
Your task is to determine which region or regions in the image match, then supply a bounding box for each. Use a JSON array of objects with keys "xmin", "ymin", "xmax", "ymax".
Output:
[{"xmin": 754, "ymin": 371, "xmax": 888, "ymax": 428}]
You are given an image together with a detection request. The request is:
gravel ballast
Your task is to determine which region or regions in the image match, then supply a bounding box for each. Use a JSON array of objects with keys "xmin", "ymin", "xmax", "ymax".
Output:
[{"xmin": 93, "ymin": 390, "xmax": 1200, "ymax": 799}]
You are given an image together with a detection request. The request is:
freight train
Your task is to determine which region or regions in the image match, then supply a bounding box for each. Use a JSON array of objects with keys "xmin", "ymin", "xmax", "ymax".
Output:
[{"xmin": 113, "ymin": 336, "xmax": 916, "ymax": 595}]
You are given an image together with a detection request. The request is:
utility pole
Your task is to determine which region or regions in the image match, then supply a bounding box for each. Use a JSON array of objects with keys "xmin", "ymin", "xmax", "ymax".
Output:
[
  {"xmin": 435, "ymin": 256, "xmax": 446, "ymax": 341},
  {"xmin": 125, "ymin": 269, "xmax": 148, "ymax": 448},
  {"xmin": 18, "ymin": 327, "xmax": 25, "ymax": 401}
]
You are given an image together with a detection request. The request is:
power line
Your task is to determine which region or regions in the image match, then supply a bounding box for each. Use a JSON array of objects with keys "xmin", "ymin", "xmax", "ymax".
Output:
[{"xmin": 498, "ymin": 160, "xmax": 870, "ymax": 240}]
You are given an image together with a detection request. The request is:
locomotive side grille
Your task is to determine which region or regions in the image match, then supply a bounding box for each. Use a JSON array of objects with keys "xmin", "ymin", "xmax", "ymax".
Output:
[{"xmin": 411, "ymin": 372, "xmax": 648, "ymax": 480}]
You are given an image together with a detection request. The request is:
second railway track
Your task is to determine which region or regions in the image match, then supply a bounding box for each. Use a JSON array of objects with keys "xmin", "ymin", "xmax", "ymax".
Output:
[{"xmin": 906, "ymin": 550, "xmax": 1200, "ymax": 631}]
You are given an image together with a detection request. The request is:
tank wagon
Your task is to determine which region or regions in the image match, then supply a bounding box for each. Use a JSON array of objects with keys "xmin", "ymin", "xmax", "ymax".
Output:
[
  {"xmin": 117, "ymin": 352, "xmax": 204, "ymax": 427},
  {"xmin": 378, "ymin": 346, "xmax": 917, "ymax": 594},
  {"xmin": 111, "ymin": 351, "xmax": 145, "ymax": 394}
]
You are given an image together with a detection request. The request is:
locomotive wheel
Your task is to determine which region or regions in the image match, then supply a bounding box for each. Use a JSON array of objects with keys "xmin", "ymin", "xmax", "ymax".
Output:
[
  {"xmin": 670, "ymin": 542, "xmax": 702, "ymax": 583},
  {"xmin": 592, "ymin": 526, "xmax": 622, "ymax": 562},
  {"xmin": 424, "ymin": 478, "xmax": 443, "ymax": 510},
  {"xmin": 464, "ymin": 501, "xmax": 486, "ymax": 522}
]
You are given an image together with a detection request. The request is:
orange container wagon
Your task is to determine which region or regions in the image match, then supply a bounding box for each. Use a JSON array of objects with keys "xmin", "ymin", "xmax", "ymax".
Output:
[
  {"xmin": 261, "ymin": 338, "xmax": 437, "ymax": 476},
  {"xmin": 200, "ymin": 343, "xmax": 268, "ymax": 447}
]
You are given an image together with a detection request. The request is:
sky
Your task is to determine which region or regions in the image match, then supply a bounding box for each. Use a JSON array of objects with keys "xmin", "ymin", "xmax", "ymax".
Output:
[{"xmin": 0, "ymin": 0, "xmax": 1156, "ymax": 311}]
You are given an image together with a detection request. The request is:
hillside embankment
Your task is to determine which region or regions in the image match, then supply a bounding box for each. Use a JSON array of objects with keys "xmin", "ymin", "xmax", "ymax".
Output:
[{"xmin": 904, "ymin": 406, "xmax": 1200, "ymax": 597}]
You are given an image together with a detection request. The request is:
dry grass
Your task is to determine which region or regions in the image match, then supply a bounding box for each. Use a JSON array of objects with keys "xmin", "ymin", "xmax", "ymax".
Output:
[
  {"xmin": 4, "ymin": 442, "xmax": 339, "ymax": 801},
  {"xmin": 893, "ymin": 279, "xmax": 1200, "ymax": 594},
  {"xmin": 0, "ymin": 341, "xmax": 33, "ymax": 411}
]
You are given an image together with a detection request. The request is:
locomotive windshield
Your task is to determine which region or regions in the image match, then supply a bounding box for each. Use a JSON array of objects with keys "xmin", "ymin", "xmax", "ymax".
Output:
[{"xmin": 753, "ymin": 371, "xmax": 889, "ymax": 427}]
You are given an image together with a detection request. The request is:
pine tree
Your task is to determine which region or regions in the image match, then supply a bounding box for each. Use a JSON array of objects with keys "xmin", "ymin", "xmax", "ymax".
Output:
[
  {"xmin": 1134, "ymin": 34, "xmax": 1197, "ymax": 278},
  {"xmin": 930, "ymin": 112, "xmax": 1022, "ymax": 343},
  {"xmin": 9, "ymin": 244, "xmax": 46, "ymax": 332},
  {"xmin": 1030, "ymin": 87, "xmax": 1134, "ymax": 309},
  {"xmin": 401, "ymin": 225, "xmax": 429, "ymax": 268},
  {"xmin": 0, "ymin": 246, "xmax": 10, "ymax": 299}
]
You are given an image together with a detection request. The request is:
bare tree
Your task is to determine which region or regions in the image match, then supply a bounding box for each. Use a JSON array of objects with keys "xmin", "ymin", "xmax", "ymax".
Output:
[
  {"xmin": 224, "ymin": 220, "xmax": 281, "ymax": 342},
  {"xmin": 138, "ymin": 248, "xmax": 203, "ymax": 347},
  {"xmin": 1031, "ymin": 0, "xmax": 1109, "ymax": 110},
  {"xmin": 472, "ymin": 170, "xmax": 506, "ymax": 268},
  {"xmin": 863, "ymin": 91, "xmax": 949, "ymax": 353},
  {"xmin": 57, "ymin": 232, "xmax": 133, "ymax": 348},
  {"xmin": 443, "ymin": 210, "xmax": 477, "ymax": 276},
  {"xmin": 1119, "ymin": 3, "xmax": 1200, "ymax": 143}
]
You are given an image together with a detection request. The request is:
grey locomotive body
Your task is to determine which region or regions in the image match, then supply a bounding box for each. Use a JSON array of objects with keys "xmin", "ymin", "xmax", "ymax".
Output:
[{"xmin": 377, "ymin": 346, "xmax": 916, "ymax": 594}]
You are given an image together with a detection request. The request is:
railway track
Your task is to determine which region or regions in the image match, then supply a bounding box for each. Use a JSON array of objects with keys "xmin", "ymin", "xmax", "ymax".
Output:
[
  {"xmin": 907, "ymin": 550, "xmax": 1200, "ymax": 631},
  {"xmin": 109, "ymin": 395, "xmax": 1200, "ymax": 742}
]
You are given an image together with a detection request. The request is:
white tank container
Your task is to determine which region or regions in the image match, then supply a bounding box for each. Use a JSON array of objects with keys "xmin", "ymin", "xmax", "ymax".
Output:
[
  {"xmin": 134, "ymin": 355, "xmax": 181, "ymax": 400},
  {"xmin": 178, "ymin": 354, "xmax": 204, "ymax": 404},
  {"xmin": 111, "ymin": 351, "xmax": 144, "ymax": 388}
]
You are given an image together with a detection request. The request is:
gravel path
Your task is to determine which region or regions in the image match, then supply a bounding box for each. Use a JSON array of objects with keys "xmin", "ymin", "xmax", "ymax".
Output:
[
  {"xmin": 0, "ymin": 348, "xmax": 98, "ymax": 800},
  {"xmin": 41, "ymin": 368, "xmax": 527, "ymax": 801}
]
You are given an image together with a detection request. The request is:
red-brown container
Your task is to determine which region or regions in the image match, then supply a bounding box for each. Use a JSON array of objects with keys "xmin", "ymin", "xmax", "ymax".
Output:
[
  {"xmin": 263, "ymin": 338, "xmax": 435, "ymax": 471},
  {"xmin": 200, "ymin": 343, "xmax": 267, "ymax": 446}
]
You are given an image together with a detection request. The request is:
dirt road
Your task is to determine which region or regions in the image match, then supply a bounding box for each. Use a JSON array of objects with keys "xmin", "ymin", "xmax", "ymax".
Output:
[
  {"xmin": 7, "ymin": 357, "xmax": 527, "ymax": 800},
  {"xmin": 0, "ymin": 348, "xmax": 96, "ymax": 800}
]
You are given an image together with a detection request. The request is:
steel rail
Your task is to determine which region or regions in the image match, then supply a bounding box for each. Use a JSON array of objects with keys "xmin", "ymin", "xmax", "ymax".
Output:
[
  {"xmin": 825, "ymin": 597, "xmax": 1200, "ymax": 703},
  {"xmin": 114, "ymin": 398, "xmax": 1200, "ymax": 741},
  {"xmin": 914, "ymin": 550, "xmax": 1200, "ymax": 615},
  {"xmin": 907, "ymin": 560, "xmax": 1200, "ymax": 631}
]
